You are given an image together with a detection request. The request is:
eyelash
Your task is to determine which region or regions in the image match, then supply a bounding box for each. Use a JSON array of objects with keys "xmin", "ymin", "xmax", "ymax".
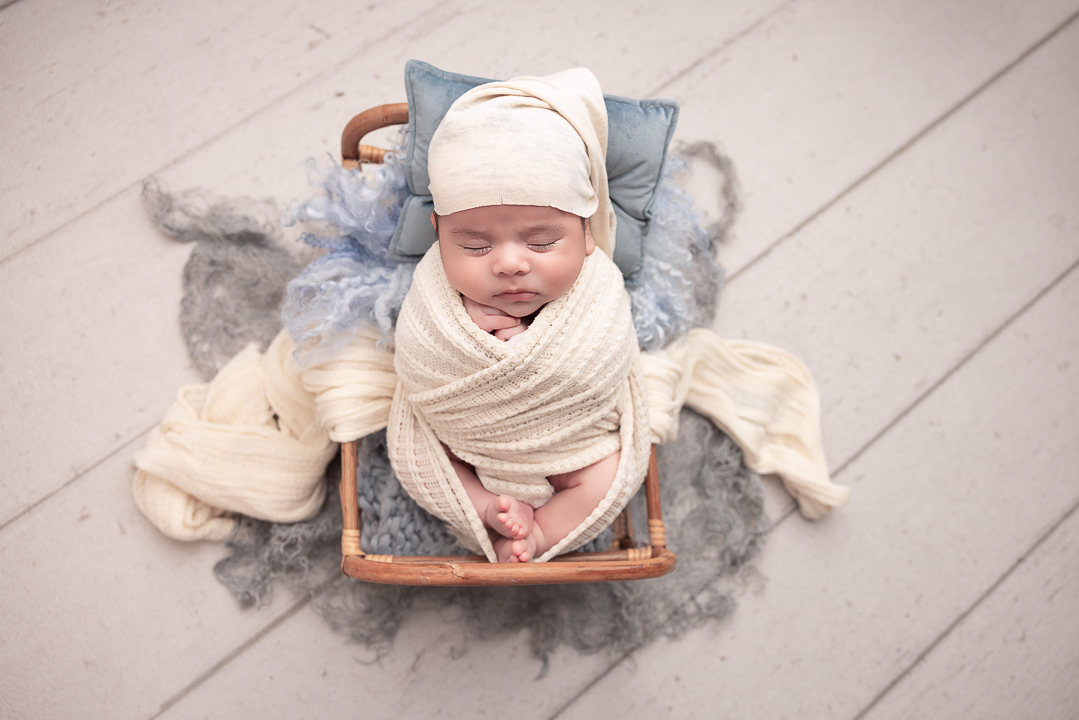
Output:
[{"xmin": 461, "ymin": 241, "xmax": 559, "ymax": 255}]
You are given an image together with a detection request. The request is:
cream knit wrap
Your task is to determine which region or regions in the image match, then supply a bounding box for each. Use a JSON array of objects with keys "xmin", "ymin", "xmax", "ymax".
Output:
[{"xmin": 387, "ymin": 245, "xmax": 650, "ymax": 562}]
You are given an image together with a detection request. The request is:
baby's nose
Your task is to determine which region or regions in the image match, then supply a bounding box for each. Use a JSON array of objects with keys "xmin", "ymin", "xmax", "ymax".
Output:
[{"xmin": 493, "ymin": 247, "xmax": 529, "ymax": 275}]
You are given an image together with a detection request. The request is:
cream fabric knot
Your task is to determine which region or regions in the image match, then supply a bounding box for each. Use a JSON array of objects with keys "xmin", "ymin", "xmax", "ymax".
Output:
[
  {"xmin": 301, "ymin": 325, "xmax": 397, "ymax": 442},
  {"xmin": 133, "ymin": 331, "xmax": 336, "ymax": 541}
]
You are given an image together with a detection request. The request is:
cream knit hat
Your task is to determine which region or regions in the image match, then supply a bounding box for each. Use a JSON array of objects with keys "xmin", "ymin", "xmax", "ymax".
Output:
[{"xmin": 426, "ymin": 68, "xmax": 617, "ymax": 257}]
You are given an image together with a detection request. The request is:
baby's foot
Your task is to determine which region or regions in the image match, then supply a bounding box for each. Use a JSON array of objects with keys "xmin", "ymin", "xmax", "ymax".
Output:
[
  {"xmin": 485, "ymin": 495, "xmax": 533, "ymax": 540},
  {"xmin": 493, "ymin": 534, "xmax": 538, "ymax": 563}
]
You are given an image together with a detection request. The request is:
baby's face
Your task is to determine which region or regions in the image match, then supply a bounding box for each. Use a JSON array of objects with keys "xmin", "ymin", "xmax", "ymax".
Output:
[{"xmin": 435, "ymin": 205, "xmax": 595, "ymax": 318}]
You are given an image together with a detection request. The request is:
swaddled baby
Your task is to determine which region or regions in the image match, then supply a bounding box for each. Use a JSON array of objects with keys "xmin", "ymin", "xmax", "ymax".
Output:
[{"xmin": 387, "ymin": 68, "xmax": 652, "ymax": 563}]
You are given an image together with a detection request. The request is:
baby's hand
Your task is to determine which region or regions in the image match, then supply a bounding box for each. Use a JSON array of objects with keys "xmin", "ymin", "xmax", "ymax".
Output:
[
  {"xmin": 493, "ymin": 323, "xmax": 528, "ymax": 341},
  {"xmin": 462, "ymin": 297, "xmax": 526, "ymax": 341}
]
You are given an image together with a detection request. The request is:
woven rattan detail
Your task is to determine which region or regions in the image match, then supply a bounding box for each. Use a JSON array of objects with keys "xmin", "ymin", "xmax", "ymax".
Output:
[
  {"xmin": 341, "ymin": 529, "xmax": 362, "ymax": 556},
  {"xmin": 358, "ymin": 145, "xmax": 388, "ymax": 164},
  {"xmin": 648, "ymin": 519, "xmax": 667, "ymax": 548}
]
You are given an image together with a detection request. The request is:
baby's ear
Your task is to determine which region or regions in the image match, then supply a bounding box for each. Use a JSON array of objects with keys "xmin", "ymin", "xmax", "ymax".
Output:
[
  {"xmin": 430, "ymin": 212, "xmax": 438, "ymax": 235},
  {"xmin": 583, "ymin": 217, "xmax": 596, "ymax": 255}
]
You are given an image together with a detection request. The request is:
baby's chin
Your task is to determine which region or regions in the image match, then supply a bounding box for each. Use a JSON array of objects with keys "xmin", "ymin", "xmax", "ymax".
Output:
[{"xmin": 490, "ymin": 294, "xmax": 546, "ymax": 318}]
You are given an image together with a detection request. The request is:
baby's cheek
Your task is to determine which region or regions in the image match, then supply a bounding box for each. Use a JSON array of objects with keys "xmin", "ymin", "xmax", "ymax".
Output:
[{"xmin": 548, "ymin": 255, "xmax": 586, "ymax": 297}]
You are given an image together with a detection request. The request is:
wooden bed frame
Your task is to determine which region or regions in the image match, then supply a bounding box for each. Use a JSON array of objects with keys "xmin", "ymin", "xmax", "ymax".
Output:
[{"xmin": 336, "ymin": 104, "xmax": 676, "ymax": 586}]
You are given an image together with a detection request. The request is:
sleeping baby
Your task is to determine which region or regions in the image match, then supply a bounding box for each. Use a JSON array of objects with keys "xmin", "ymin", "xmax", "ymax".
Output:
[
  {"xmin": 129, "ymin": 66, "xmax": 846, "ymax": 551},
  {"xmin": 387, "ymin": 68, "xmax": 652, "ymax": 563}
]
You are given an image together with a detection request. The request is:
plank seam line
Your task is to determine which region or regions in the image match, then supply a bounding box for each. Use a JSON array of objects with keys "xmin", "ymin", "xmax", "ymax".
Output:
[
  {"xmin": 0, "ymin": 0, "xmax": 456, "ymax": 269},
  {"xmin": 646, "ymin": 0, "xmax": 799, "ymax": 98},
  {"xmin": 147, "ymin": 575, "xmax": 343, "ymax": 720},
  {"xmin": 824, "ymin": 254, "xmax": 1079, "ymax": 498},
  {"xmin": 546, "ymin": 636, "xmax": 647, "ymax": 719},
  {"xmin": 759, "ymin": 255, "xmax": 1079, "ymax": 533},
  {"xmin": 849, "ymin": 495, "xmax": 1079, "ymax": 720},
  {"xmin": 0, "ymin": 423, "xmax": 155, "ymax": 533},
  {"xmin": 727, "ymin": 5, "xmax": 1079, "ymax": 285}
]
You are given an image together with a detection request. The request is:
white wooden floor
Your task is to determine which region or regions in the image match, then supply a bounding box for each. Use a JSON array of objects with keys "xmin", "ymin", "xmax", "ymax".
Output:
[{"xmin": 3, "ymin": 1, "xmax": 1078, "ymax": 718}]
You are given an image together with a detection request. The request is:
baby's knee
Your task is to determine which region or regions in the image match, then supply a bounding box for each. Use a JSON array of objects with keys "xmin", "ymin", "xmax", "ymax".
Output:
[{"xmin": 550, "ymin": 451, "xmax": 619, "ymax": 493}]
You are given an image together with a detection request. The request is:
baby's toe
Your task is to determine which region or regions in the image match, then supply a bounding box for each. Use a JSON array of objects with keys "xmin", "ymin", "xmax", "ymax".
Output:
[{"xmin": 513, "ymin": 540, "xmax": 532, "ymax": 563}]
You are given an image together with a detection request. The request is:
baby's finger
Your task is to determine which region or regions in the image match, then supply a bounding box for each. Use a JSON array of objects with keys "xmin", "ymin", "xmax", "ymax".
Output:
[
  {"xmin": 478, "ymin": 314, "xmax": 522, "ymax": 332},
  {"xmin": 463, "ymin": 298, "xmax": 507, "ymax": 316},
  {"xmin": 493, "ymin": 324, "xmax": 527, "ymax": 341}
]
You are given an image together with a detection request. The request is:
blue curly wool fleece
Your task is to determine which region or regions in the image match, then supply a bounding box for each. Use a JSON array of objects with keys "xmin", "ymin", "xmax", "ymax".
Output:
[{"xmin": 282, "ymin": 149, "xmax": 715, "ymax": 362}]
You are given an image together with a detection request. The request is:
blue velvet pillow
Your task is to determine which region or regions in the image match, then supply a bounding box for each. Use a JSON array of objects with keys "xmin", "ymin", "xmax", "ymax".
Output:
[{"xmin": 388, "ymin": 60, "xmax": 679, "ymax": 279}]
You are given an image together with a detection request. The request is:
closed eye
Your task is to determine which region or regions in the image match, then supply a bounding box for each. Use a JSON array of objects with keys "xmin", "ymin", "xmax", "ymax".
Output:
[
  {"xmin": 460, "ymin": 245, "xmax": 491, "ymax": 255},
  {"xmin": 528, "ymin": 240, "xmax": 560, "ymax": 251}
]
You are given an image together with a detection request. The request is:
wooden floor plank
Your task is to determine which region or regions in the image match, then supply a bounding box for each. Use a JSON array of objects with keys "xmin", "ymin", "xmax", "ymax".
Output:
[
  {"xmin": 667, "ymin": 0, "xmax": 1079, "ymax": 275},
  {"xmin": 862, "ymin": 504, "xmax": 1079, "ymax": 720},
  {"xmin": 709, "ymin": 8, "xmax": 1079, "ymax": 470},
  {"xmin": 0, "ymin": 185, "xmax": 200, "ymax": 526},
  {"xmin": 0, "ymin": 0, "xmax": 445, "ymax": 260},
  {"xmin": 155, "ymin": 600, "xmax": 615, "ymax": 720},
  {"xmin": 0, "ymin": 445, "xmax": 302, "ymax": 720},
  {"xmin": 0, "ymin": 0, "xmax": 786, "ymax": 262}
]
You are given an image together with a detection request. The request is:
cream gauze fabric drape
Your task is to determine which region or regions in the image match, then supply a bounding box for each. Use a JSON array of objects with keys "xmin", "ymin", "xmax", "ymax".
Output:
[
  {"xmin": 132, "ymin": 331, "xmax": 336, "ymax": 541},
  {"xmin": 132, "ymin": 324, "xmax": 848, "ymax": 544}
]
